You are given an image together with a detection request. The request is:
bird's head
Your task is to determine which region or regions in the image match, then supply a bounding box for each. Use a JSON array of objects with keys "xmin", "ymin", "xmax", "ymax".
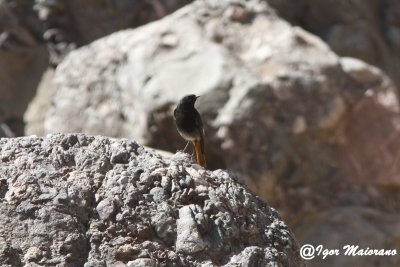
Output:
[{"xmin": 179, "ymin": 94, "xmax": 200, "ymax": 106}]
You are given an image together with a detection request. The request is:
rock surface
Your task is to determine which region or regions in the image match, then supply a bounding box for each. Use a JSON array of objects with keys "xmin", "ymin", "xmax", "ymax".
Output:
[
  {"xmin": 268, "ymin": 0, "xmax": 400, "ymax": 88},
  {"xmin": 0, "ymin": 133, "xmax": 303, "ymax": 266}
]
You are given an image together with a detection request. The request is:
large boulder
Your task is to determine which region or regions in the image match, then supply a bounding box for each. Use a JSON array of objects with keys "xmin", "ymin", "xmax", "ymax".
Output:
[
  {"xmin": 0, "ymin": 134, "xmax": 303, "ymax": 266},
  {"xmin": 267, "ymin": 0, "xmax": 400, "ymax": 88}
]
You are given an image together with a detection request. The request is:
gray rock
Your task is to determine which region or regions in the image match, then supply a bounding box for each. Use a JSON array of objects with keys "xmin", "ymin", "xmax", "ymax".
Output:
[
  {"xmin": 176, "ymin": 205, "xmax": 208, "ymax": 254},
  {"xmin": 127, "ymin": 258, "xmax": 156, "ymax": 267},
  {"xmin": 268, "ymin": 0, "xmax": 400, "ymax": 88},
  {"xmin": 96, "ymin": 198, "xmax": 117, "ymax": 221},
  {"xmin": 149, "ymin": 187, "xmax": 168, "ymax": 202},
  {"xmin": 223, "ymin": 246, "xmax": 272, "ymax": 267},
  {"xmin": 23, "ymin": 246, "xmax": 42, "ymax": 263},
  {"xmin": 151, "ymin": 210, "xmax": 176, "ymax": 245},
  {"xmin": 0, "ymin": 133, "xmax": 303, "ymax": 266}
]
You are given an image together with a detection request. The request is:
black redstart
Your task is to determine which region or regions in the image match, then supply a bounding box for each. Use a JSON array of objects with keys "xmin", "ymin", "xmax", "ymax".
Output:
[{"xmin": 174, "ymin": 94, "xmax": 207, "ymax": 168}]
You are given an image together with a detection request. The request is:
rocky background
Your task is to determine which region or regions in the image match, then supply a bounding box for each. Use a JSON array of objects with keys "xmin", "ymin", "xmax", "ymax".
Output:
[{"xmin": 1, "ymin": 0, "xmax": 400, "ymax": 266}]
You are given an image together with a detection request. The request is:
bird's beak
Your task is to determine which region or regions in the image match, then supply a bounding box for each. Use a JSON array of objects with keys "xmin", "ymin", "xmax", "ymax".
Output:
[{"xmin": 196, "ymin": 95, "xmax": 200, "ymax": 99}]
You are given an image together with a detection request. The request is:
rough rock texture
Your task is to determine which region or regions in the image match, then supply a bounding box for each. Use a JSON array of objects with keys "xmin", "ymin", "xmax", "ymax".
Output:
[
  {"xmin": 267, "ymin": 0, "xmax": 400, "ymax": 88},
  {"xmin": 44, "ymin": 1, "xmax": 400, "ymax": 266},
  {"xmin": 0, "ymin": 134, "xmax": 303, "ymax": 266}
]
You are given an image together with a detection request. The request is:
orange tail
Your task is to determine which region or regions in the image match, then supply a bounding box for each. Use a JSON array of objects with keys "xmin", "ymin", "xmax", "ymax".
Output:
[{"xmin": 193, "ymin": 139, "xmax": 207, "ymax": 168}]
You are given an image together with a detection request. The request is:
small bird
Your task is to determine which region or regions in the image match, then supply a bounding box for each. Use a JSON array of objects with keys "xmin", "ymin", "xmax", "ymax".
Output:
[{"xmin": 174, "ymin": 94, "xmax": 207, "ymax": 168}]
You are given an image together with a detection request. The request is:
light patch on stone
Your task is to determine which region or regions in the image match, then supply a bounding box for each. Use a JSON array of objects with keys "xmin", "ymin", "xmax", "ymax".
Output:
[
  {"xmin": 318, "ymin": 96, "xmax": 346, "ymax": 129},
  {"xmin": 292, "ymin": 116, "xmax": 307, "ymax": 134},
  {"xmin": 376, "ymin": 90, "xmax": 399, "ymax": 112}
]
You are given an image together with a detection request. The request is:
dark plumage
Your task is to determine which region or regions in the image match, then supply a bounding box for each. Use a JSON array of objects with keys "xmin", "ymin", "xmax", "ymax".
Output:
[{"xmin": 174, "ymin": 94, "xmax": 206, "ymax": 167}]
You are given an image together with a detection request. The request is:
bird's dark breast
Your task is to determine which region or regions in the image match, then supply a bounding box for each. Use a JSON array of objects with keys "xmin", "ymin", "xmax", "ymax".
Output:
[{"xmin": 174, "ymin": 107, "xmax": 200, "ymax": 140}]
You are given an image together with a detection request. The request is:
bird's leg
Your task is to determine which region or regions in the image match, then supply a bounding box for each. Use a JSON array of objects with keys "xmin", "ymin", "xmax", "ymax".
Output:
[
  {"xmin": 177, "ymin": 141, "xmax": 190, "ymax": 153},
  {"xmin": 182, "ymin": 141, "xmax": 190, "ymax": 152}
]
